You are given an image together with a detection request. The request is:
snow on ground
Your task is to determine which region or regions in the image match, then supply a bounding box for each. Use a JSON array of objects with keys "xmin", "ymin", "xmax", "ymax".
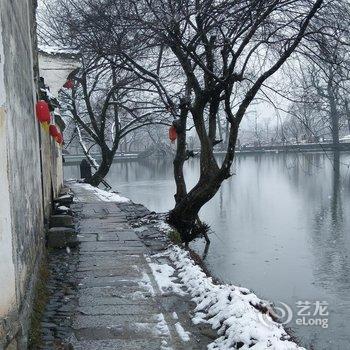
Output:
[
  {"xmin": 137, "ymin": 271, "xmax": 155, "ymax": 296},
  {"xmin": 148, "ymin": 262, "xmax": 186, "ymax": 296},
  {"xmin": 156, "ymin": 313, "xmax": 171, "ymax": 336},
  {"xmin": 79, "ymin": 183, "xmax": 130, "ymax": 202},
  {"xmin": 153, "ymin": 246, "xmax": 305, "ymax": 350},
  {"xmin": 174, "ymin": 322, "xmax": 191, "ymax": 342},
  {"xmin": 58, "ymin": 205, "xmax": 70, "ymax": 211},
  {"xmin": 155, "ymin": 220, "xmax": 173, "ymax": 234}
]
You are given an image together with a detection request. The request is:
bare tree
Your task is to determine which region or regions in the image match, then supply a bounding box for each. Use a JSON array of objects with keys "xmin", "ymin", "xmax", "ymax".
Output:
[
  {"xmin": 59, "ymin": 57, "xmax": 168, "ymax": 186},
  {"xmin": 281, "ymin": 87, "xmax": 328, "ymax": 143},
  {"xmin": 289, "ymin": 2, "xmax": 350, "ymax": 144},
  {"xmin": 44, "ymin": 0, "xmax": 328, "ymax": 242}
]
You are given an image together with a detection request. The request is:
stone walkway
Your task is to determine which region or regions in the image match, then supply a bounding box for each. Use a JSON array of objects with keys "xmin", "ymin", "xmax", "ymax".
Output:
[{"xmin": 46, "ymin": 183, "xmax": 215, "ymax": 350}]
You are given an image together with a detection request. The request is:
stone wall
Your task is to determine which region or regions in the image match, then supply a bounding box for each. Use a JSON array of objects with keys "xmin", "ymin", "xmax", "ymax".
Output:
[{"xmin": 0, "ymin": 1, "xmax": 63, "ymax": 348}]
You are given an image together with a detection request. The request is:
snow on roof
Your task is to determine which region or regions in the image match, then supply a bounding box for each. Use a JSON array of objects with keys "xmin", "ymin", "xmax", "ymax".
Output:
[{"xmin": 38, "ymin": 44, "xmax": 80, "ymax": 57}]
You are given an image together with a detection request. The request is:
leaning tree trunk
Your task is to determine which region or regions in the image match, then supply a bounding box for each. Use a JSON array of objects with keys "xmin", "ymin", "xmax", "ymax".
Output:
[
  {"xmin": 88, "ymin": 148, "xmax": 114, "ymax": 186},
  {"xmin": 169, "ymin": 113, "xmax": 239, "ymax": 243},
  {"xmin": 173, "ymin": 100, "xmax": 188, "ymax": 204},
  {"xmin": 170, "ymin": 111, "xmax": 224, "ymax": 242},
  {"xmin": 168, "ymin": 172, "xmax": 223, "ymax": 243}
]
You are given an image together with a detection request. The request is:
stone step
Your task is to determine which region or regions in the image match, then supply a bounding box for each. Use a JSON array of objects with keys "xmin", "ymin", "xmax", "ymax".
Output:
[
  {"xmin": 50, "ymin": 214, "xmax": 74, "ymax": 228},
  {"xmin": 47, "ymin": 227, "xmax": 78, "ymax": 249}
]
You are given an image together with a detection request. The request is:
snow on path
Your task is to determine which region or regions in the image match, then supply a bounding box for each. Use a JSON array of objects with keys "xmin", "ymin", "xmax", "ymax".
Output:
[
  {"xmin": 174, "ymin": 322, "xmax": 191, "ymax": 342},
  {"xmin": 153, "ymin": 246, "xmax": 305, "ymax": 350},
  {"xmin": 78, "ymin": 183, "xmax": 130, "ymax": 202},
  {"xmin": 148, "ymin": 262, "xmax": 187, "ymax": 296}
]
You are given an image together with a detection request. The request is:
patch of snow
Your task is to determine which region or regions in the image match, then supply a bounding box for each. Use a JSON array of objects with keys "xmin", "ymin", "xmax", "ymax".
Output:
[
  {"xmin": 158, "ymin": 246, "xmax": 305, "ymax": 350},
  {"xmin": 130, "ymin": 291, "xmax": 147, "ymax": 300},
  {"xmin": 134, "ymin": 226, "xmax": 148, "ymax": 233},
  {"xmin": 156, "ymin": 313, "xmax": 170, "ymax": 336},
  {"xmin": 78, "ymin": 183, "xmax": 130, "ymax": 203},
  {"xmin": 132, "ymin": 264, "xmax": 140, "ymax": 272},
  {"xmin": 148, "ymin": 262, "xmax": 187, "ymax": 296},
  {"xmin": 160, "ymin": 339, "xmax": 173, "ymax": 350},
  {"xmin": 161, "ymin": 341, "xmax": 173, "ymax": 350},
  {"xmin": 156, "ymin": 220, "xmax": 173, "ymax": 234},
  {"xmin": 172, "ymin": 312, "xmax": 178, "ymax": 320},
  {"xmin": 137, "ymin": 271, "xmax": 155, "ymax": 296},
  {"xmin": 133, "ymin": 322, "xmax": 162, "ymax": 336},
  {"xmin": 58, "ymin": 205, "xmax": 69, "ymax": 211},
  {"xmin": 58, "ymin": 194, "xmax": 72, "ymax": 200},
  {"xmin": 175, "ymin": 322, "xmax": 191, "ymax": 342},
  {"xmin": 38, "ymin": 44, "xmax": 79, "ymax": 56}
]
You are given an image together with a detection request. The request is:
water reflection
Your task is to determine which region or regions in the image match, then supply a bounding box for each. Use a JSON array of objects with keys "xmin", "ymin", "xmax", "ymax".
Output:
[{"xmin": 64, "ymin": 152, "xmax": 350, "ymax": 349}]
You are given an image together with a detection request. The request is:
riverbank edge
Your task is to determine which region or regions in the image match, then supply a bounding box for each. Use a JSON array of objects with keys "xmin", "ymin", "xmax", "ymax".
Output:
[{"xmin": 84, "ymin": 182, "xmax": 307, "ymax": 350}]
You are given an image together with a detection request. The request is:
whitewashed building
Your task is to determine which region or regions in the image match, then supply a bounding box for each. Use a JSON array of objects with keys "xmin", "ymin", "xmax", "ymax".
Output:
[{"xmin": 0, "ymin": 1, "xmax": 75, "ymax": 348}]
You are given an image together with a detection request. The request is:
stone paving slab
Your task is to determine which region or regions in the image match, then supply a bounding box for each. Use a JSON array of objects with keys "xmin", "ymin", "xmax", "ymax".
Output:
[
  {"xmin": 38, "ymin": 182, "xmax": 215, "ymax": 349},
  {"xmin": 77, "ymin": 276, "xmax": 143, "ymax": 288},
  {"xmin": 77, "ymin": 296, "xmax": 154, "ymax": 306},
  {"xmin": 77, "ymin": 262, "xmax": 142, "ymax": 271},
  {"xmin": 78, "ymin": 304, "xmax": 158, "ymax": 315},
  {"xmin": 98, "ymin": 231, "xmax": 140, "ymax": 241},
  {"xmin": 74, "ymin": 325, "xmax": 164, "ymax": 341},
  {"xmin": 77, "ymin": 233, "xmax": 98, "ymax": 242},
  {"xmin": 76, "ymin": 267, "xmax": 142, "ymax": 277},
  {"xmin": 71, "ymin": 339, "xmax": 164, "ymax": 350},
  {"xmin": 79, "ymin": 241, "xmax": 147, "ymax": 252},
  {"xmin": 73, "ymin": 314, "xmax": 162, "ymax": 329}
]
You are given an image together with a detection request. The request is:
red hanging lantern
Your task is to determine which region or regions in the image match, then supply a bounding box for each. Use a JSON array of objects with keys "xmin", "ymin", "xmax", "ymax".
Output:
[
  {"xmin": 63, "ymin": 80, "xmax": 74, "ymax": 89},
  {"xmin": 36, "ymin": 100, "xmax": 51, "ymax": 123},
  {"xmin": 169, "ymin": 125, "xmax": 177, "ymax": 143},
  {"xmin": 49, "ymin": 124, "xmax": 59, "ymax": 138},
  {"xmin": 55, "ymin": 132, "xmax": 63, "ymax": 144}
]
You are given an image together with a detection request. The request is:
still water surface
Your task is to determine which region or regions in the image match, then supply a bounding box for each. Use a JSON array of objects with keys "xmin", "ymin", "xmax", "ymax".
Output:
[{"xmin": 64, "ymin": 152, "xmax": 350, "ymax": 349}]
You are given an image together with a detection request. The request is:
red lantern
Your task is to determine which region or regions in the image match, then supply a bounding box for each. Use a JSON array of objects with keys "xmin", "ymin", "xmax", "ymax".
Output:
[
  {"xmin": 169, "ymin": 125, "xmax": 177, "ymax": 142},
  {"xmin": 63, "ymin": 80, "xmax": 74, "ymax": 89},
  {"xmin": 49, "ymin": 124, "xmax": 59, "ymax": 138},
  {"xmin": 55, "ymin": 132, "xmax": 63, "ymax": 144},
  {"xmin": 36, "ymin": 100, "xmax": 51, "ymax": 123}
]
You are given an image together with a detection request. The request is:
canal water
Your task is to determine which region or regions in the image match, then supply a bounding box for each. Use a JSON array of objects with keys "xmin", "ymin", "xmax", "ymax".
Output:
[{"xmin": 64, "ymin": 152, "xmax": 350, "ymax": 349}]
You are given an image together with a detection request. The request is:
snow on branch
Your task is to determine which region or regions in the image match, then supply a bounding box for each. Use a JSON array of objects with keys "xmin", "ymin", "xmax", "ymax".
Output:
[{"xmin": 76, "ymin": 126, "xmax": 99, "ymax": 169}]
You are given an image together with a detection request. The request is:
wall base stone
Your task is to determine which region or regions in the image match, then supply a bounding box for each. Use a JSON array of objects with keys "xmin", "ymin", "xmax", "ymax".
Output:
[{"xmin": 47, "ymin": 228, "xmax": 78, "ymax": 249}]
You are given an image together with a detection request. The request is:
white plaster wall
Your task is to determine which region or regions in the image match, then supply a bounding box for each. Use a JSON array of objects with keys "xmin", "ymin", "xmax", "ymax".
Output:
[
  {"xmin": 39, "ymin": 53, "xmax": 79, "ymax": 200},
  {"xmin": 0, "ymin": 15, "xmax": 17, "ymax": 317},
  {"xmin": 39, "ymin": 54, "xmax": 80, "ymax": 96}
]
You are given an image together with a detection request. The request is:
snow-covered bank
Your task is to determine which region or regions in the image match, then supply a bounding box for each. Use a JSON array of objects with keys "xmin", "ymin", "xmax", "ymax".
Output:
[
  {"xmin": 78, "ymin": 183, "xmax": 130, "ymax": 202},
  {"xmin": 153, "ymin": 245, "xmax": 305, "ymax": 350},
  {"xmin": 70, "ymin": 183, "xmax": 304, "ymax": 349}
]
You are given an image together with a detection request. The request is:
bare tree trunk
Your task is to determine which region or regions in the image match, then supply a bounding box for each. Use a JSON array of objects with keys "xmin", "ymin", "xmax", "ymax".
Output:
[
  {"xmin": 168, "ymin": 172, "xmax": 222, "ymax": 242},
  {"xmin": 88, "ymin": 148, "xmax": 114, "ymax": 186},
  {"xmin": 169, "ymin": 103, "xmax": 227, "ymax": 243},
  {"xmin": 327, "ymin": 71, "xmax": 340, "ymax": 145},
  {"xmin": 173, "ymin": 100, "xmax": 188, "ymax": 204},
  {"xmin": 344, "ymin": 99, "xmax": 350, "ymax": 134},
  {"xmin": 224, "ymin": 119, "xmax": 230, "ymax": 149},
  {"xmin": 217, "ymin": 117, "xmax": 223, "ymax": 150}
]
